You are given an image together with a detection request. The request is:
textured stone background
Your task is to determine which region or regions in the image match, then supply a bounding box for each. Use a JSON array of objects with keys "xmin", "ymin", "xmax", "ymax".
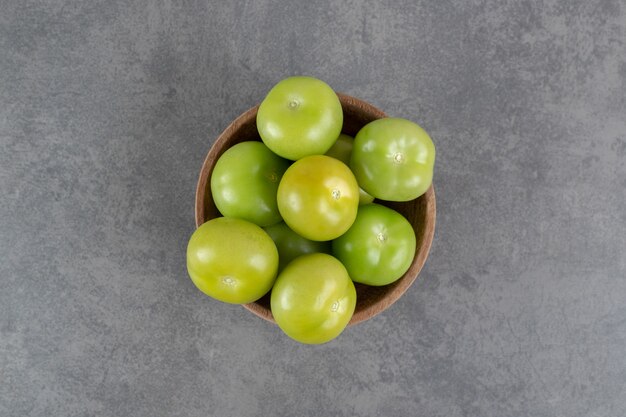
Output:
[{"xmin": 1, "ymin": 1, "xmax": 625, "ymax": 416}]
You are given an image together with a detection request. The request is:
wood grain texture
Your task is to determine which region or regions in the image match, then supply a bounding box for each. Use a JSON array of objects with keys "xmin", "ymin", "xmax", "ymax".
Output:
[{"xmin": 195, "ymin": 93, "xmax": 436, "ymax": 326}]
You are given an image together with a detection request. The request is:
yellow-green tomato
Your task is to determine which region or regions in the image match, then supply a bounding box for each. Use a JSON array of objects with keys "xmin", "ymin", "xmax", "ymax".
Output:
[
  {"xmin": 264, "ymin": 222, "xmax": 331, "ymax": 272},
  {"xmin": 332, "ymin": 204, "xmax": 416, "ymax": 286},
  {"xmin": 210, "ymin": 141, "xmax": 290, "ymax": 227},
  {"xmin": 271, "ymin": 253, "xmax": 356, "ymax": 344},
  {"xmin": 351, "ymin": 118, "xmax": 436, "ymax": 201},
  {"xmin": 325, "ymin": 133, "xmax": 375, "ymax": 205},
  {"xmin": 256, "ymin": 76, "xmax": 343, "ymax": 160},
  {"xmin": 277, "ymin": 155, "xmax": 359, "ymax": 241},
  {"xmin": 186, "ymin": 217, "xmax": 278, "ymax": 304}
]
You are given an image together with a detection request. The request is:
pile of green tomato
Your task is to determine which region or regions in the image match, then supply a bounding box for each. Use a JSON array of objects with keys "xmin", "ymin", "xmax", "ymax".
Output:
[{"xmin": 187, "ymin": 76, "xmax": 435, "ymax": 344}]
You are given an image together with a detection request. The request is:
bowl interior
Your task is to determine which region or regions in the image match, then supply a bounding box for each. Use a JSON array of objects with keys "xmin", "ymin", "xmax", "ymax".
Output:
[{"xmin": 195, "ymin": 93, "xmax": 436, "ymax": 325}]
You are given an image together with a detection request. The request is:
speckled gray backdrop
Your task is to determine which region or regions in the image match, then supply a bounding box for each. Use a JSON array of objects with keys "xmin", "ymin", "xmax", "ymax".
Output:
[{"xmin": 1, "ymin": 0, "xmax": 625, "ymax": 416}]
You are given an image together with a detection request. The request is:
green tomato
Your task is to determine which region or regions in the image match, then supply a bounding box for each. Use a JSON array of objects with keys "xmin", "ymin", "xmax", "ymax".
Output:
[
  {"xmin": 332, "ymin": 203, "xmax": 416, "ymax": 286},
  {"xmin": 325, "ymin": 133, "xmax": 375, "ymax": 205},
  {"xmin": 210, "ymin": 141, "xmax": 290, "ymax": 227},
  {"xmin": 324, "ymin": 133, "xmax": 354, "ymax": 163},
  {"xmin": 257, "ymin": 76, "xmax": 343, "ymax": 160},
  {"xmin": 271, "ymin": 253, "xmax": 356, "ymax": 344},
  {"xmin": 187, "ymin": 217, "xmax": 278, "ymax": 304},
  {"xmin": 351, "ymin": 118, "xmax": 435, "ymax": 201},
  {"xmin": 264, "ymin": 222, "xmax": 331, "ymax": 272},
  {"xmin": 277, "ymin": 155, "xmax": 359, "ymax": 241}
]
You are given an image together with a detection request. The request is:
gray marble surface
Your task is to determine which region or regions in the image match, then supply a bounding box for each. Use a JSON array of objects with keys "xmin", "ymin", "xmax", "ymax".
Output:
[{"xmin": 2, "ymin": 1, "xmax": 625, "ymax": 416}]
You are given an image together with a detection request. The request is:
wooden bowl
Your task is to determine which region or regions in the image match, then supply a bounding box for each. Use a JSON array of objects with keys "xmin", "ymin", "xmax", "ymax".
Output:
[{"xmin": 195, "ymin": 93, "xmax": 436, "ymax": 325}]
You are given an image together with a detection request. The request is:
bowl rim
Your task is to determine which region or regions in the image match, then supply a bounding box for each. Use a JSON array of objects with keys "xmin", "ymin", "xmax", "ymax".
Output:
[{"xmin": 195, "ymin": 92, "xmax": 436, "ymax": 326}]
